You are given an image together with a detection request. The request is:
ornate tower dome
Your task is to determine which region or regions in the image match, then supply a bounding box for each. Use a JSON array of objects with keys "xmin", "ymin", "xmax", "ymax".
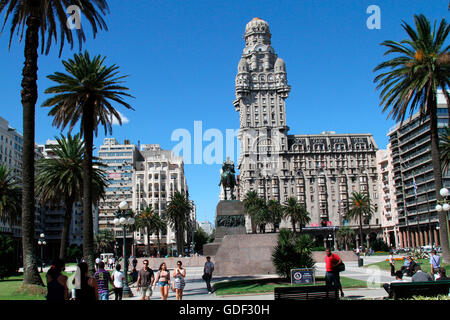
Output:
[{"xmin": 244, "ymin": 17, "xmax": 270, "ymax": 36}]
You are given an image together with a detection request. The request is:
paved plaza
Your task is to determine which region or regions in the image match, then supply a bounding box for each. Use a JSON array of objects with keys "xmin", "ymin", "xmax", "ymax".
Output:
[{"xmin": 122, "ymin": 255, "xmax": 394, "ymax": 300}]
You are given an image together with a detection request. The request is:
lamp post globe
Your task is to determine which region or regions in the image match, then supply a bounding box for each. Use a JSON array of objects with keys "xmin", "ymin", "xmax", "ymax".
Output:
[
  {"xmin": 113, "ymin": 218, "xmax": 120, "ymax": 225},
  {"xmin": 436, "ymin": 204, "xmax": 443, "ymax": 212},
  {"xmin": 443, "ymin": 203, "xmax": 450, "ymax": 212},
  {"xmin": 440, "ymin": 188, "xmax": 449, "ymax": 198},
  {"xmin": 119, "ymin": 200, "xmax": 129, "ymax": 211},
  {"xmin": 119, "ymin": 217, "xmax": 126, "ymax": 225}
]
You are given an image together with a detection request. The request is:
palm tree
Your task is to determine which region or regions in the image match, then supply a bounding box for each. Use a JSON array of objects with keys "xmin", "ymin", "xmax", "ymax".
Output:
[
  {"xmin": 253, "ymin": 198, "xmax": 269, "ymax": 233},
  {"xmin": 0, "ymin": 0, "xmax": 109, "ymax": 286},
  {"xmin": 266, "ymin": 199, "xmax": 283, "ymax": 232},
  {"xmin": 166, "ymin": 191, "xmax": 192, "ymax": 256},
  {"xmin": 135, "ymin": 207, "xmax": 167, "ymax": 256},
  {"xmin": 242, "ymin": 191, "xmax": 260, "ymax": 234},
  {"xmin": 440, "ymin": 127, "xmax": 450, "ymax": 173},
  {"xmin": 35, "ymin": 133, "xmax": 107, "ymax": 259},
  {"xmin": 95, "ymin": 228, "xmax": 115, "ymax": 255},
  {"xmin": 336, "ymin": 226, "xmax": 355, "ymax": 251},
  {"xmin": 283, "ymin": 197, "xmax": 310, "ymax": 233},
  {"xmin": 42, "ymin": 51, "xmax": 133, "ymax": 273},
  {"xmin": 346, "ymin": 192, "xmax": 375, "ymax": 249},
  {"xmin": 0, "ymin": 165, "xmax": 21, "ymax": 226},
  {"xmin": 373, "ymin": 14, "xmax": 450, "ymax": 262}
]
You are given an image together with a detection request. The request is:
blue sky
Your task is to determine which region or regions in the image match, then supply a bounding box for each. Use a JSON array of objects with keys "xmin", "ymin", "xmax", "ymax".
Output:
[{"xmin": 0, "ymin": 0, "xmax": 448, "ymax": 226}]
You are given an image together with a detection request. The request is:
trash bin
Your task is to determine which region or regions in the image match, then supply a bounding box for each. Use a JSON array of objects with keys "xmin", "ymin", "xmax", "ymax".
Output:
[{"xmin": 358, "ymin": 258, "xmax": 364, "ymax": 267}]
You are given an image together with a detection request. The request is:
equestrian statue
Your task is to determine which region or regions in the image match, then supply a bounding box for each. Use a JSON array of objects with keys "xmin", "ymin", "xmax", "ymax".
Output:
[{"xmin": 219, "ymin": 158, "xmax": 236, "ymax": 200}]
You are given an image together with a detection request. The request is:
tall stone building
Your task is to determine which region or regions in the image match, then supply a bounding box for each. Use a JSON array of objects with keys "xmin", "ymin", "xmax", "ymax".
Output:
[
  {"xmin": 234, "ymin": 18, "xmax": 381, "ymax": 245},
  {"xmin": 132, "ymin": 144, "xmax": 193, "ymax": 256},
  {"xmin": 376, "ymin": 146, "xmax": 399, "ymax": 247}
]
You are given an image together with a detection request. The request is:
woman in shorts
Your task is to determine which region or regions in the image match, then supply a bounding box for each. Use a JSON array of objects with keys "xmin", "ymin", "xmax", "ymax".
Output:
[
  {"xmin": 173, "ymin": 260, "xmax": 186, "ymax": 300},
  {"xmin": 154, "ymin": 262, "xmax": 171, "ymax": 300}
]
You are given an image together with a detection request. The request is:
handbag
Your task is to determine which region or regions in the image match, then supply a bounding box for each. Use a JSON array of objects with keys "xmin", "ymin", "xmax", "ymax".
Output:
[{"xmin": 335, "ymin": 262, "xmax": 345, "ymax": 272}]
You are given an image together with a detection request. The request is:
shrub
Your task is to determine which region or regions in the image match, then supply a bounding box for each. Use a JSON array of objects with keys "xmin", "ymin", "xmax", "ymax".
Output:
[
  {"xmin": 272, "ymin": 229, "xmax": 315, "ymax": 279},
  {"xmin": 370, "ymin": 239, "xmax": 389, "ymax": 252},
  {"xmin": 0, "ymin": 234, "xmax": 17, "ymax": 279}
]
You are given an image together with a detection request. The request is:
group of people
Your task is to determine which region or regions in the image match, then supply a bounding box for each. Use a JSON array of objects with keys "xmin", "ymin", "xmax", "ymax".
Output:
[
  {"xmin": 383, "ymin": 249, "xmax": 449, "ymax": 298},
  {"xmin": 46, "ymin": 255, "xmax": 217, "ymax": 301},
  {"xmin": 95, "ymin": 256, "xmax": 117, "ymax": 270},
  {"xmin": 46, "ymin": 258, "xmax": 127, "ymax": 301},
  {"xmin": 135, "ymin": 256, "xmax": 215, "ymax": 300}
]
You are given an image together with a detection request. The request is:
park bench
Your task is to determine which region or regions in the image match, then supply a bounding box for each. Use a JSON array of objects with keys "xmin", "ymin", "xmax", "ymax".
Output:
[
  {"xmin": 390, "ymin": 280, "xmax": 450, "ymax": 300},
  {"xmin": 274, "ymin": 285, "xmax": 339, "ymax": 300}
]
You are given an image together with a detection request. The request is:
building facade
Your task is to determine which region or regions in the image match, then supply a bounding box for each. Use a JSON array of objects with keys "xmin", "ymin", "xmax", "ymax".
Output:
[
  {"xmin": 234, "ymin": 18, "xmax": 381, "ymax": 246},
  {"xmin": 387, "ymin": 90, "xmax": 450, "ymax": 248},
  {"xmin": 132, "ymin": 144, "xmax": 191, "ymax": 256},
  {"xmin": 376, "ymin": 146, "xmax": 399, "ymax": 247}
]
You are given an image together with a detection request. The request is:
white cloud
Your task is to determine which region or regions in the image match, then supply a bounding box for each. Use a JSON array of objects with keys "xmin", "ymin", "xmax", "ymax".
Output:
[{"xmin": 112, "ymin": 111, "xmax": 130, "ymax": 125}]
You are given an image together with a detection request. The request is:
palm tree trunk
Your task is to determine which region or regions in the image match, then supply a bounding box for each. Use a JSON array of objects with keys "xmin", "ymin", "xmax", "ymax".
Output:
[
  {"xmin": 82, "ymin": 107, "xmax": 96, "ymax": 274},
  {"xmin": 359, "ymin": 214, "xmax": 364, "ymax": 249},
  {"xmin": 21, "ymin": 14, "xmax": 43, "ymax": 286},
  {"xmin": 59, "ymin": 198, "xmax": 74, "ymax": 259},
  {"xmin": 146, "ymin": 226, "xmax": 151, "ymax": 257},
  {"xmin": 429, "ymin": 97, "xmax": 450, "ymax": 263}
]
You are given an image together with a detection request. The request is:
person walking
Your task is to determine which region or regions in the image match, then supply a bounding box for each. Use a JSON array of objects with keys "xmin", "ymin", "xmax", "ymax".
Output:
[
  {"xmin": 74, "ymin": 262, "xmax": 98, "ymax": 301},
  {"xmin": 388, "ymin": 251, "xmax": 396, "ymax": 276},
  {"xmin": 95, "ymin": 257, "xmax": 101, "ymax": 270},
  {"xmin": 46, "ymin": 258, "xmax": 69, "ymax": 301},
  {"xmin": 430, "ymin": 250, "xmax": 440, "ymax": 280},
  {"xmin": 324, "ymin": 248, "xmax": 345, "ymax": 297},
  {"xmin": 111, "ymin": 264, "xmax": 126, "ymax": 300},
  {"xmin": 203, "ymin": 256, "xmax": 215, "ymax": 294},
  {"xmin": 173, "ymin": 261, "xmax": 186, "ymax": 300},
  {"xmin": 154, "ymin": 262, "xmax": 171, "ymax": 300},
  {"xmin": 136, "ymin": 259, "xmax": 154, "ymax": 300},
  {"xmin": 132, "ymin": 256, "xmax": 138, "ymax": 271},
  {"xmin": 94, "ymin": 261, "xmax": 111, "ymax": 300}
]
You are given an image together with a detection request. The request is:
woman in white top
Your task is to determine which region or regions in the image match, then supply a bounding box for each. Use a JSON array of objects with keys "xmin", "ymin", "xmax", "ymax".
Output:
[
  {"xmin": 111, "ymin": 264, "xmax": 126, "ymax": 300},
  {"xmin": 388, "ymin": 251, "xmax": 395, "ymax": 276},
  {"xmin": 173, "ymin": 261, "xmax": 186, "ymax": 300}
]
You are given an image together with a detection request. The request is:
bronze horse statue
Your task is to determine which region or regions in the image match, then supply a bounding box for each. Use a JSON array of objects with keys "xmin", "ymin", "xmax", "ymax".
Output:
[{"xmin": 219, "ymin": 160, "xmax": 236, "ymax": 200}]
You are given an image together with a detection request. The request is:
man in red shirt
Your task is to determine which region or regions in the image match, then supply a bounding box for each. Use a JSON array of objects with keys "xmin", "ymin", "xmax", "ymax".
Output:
[{"xmin": 324, "ymin": 248, "xmax": 344, "ymax": 297}]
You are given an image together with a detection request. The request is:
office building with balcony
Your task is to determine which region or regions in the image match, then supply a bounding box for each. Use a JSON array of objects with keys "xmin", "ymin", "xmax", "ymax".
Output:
[{"xmin": 387, "ymin": 90, "xmax": 449, "ymax": 248}]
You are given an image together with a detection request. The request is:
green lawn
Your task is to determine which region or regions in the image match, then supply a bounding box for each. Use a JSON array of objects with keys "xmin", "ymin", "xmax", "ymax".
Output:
[{"xmin": 213, "ymin": 276, "xmax": 374, "ymax": 296}]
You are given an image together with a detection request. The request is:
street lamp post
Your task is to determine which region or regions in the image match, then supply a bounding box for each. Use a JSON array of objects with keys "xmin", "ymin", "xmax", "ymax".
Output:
[
  {"xmin": 37, "ymin": 233, "xmax": 46, "ymax": 273},
  {"xmin": 113, "ymin": 200, "xmax": 135, "ymax": 297},
  {"xmin": 435, "ymin": 187, "xmax": 450, "ymax": 249}
]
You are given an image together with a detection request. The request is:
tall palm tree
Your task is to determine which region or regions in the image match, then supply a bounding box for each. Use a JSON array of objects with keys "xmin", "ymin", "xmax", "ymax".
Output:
[
  {"xmin": 166, "ymin": 191, "xmax": 192, "ymax": 257},
  {"xmin": 0, "ymin": 165, "xmax": 21, "ymax": 226},
  {"xmin": 336, "ymin": 226, "xmax": 355, "ymax": 251},
  {"xmin": 0, "ymin": 0, "xmax": 109, "ymax": 286},
  {"xmin": 242, "ymin": 191, "xmax": 260, "ymax": 234},
  {"xmin": 346, "ymin": 192, "xmax": 375, "ymax": 249},
  {"xmin": 440, "ymin": 127, "xmax": 450, "ymax": 173},
  {"xmin": 253, "ymin": 197, "xmax": 269, "ymax": 233},
  {"xmin": 135, "ymin": 207, "xmax": 167, "ymax": 256},
  {"xmin": 35, "ymin": 133, "xmax": 107, "ymax": 259},
  {"xmin": 373, "ymin": 14, "xmax": 450, "ymax": 262},
  {"xmin": 42, "ymin": 51, "xmax": 133, "ymax": 273},
  {"xmin": 283, "ymin": 197, "xmax": 310, "ymax": 233},
  {"xmin": 266, "ymin": 199, "xmax": 283, "ymax": 232}
]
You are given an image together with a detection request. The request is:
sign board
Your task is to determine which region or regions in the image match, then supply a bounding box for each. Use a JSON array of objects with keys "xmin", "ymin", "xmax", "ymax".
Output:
[{"xmin": 291, "ymin": 268, "xmax": 315, "ymax": 285}]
